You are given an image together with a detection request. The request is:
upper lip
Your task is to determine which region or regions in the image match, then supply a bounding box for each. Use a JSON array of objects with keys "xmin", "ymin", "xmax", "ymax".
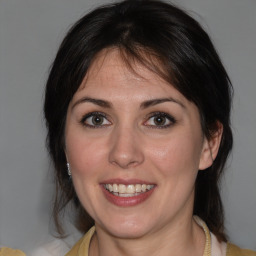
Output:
[{"xmin": 100, "ymin": 178, "xmax": 155, "ymax": 185}]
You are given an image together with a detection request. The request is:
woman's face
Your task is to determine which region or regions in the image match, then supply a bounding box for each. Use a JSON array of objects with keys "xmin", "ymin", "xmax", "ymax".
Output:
[{"xmin": 65, "ymin": 49, "xmax": 213, "ymax": 238}]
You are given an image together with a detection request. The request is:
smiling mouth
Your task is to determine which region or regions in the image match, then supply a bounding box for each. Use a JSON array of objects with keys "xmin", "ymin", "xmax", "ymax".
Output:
[{"xmin": 103, "ymin": 184, "xmax": 155, "ymax": 197}]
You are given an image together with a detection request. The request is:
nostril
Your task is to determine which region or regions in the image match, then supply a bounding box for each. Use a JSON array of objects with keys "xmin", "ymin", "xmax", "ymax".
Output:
[
  {"xmin": 109, "ymin": 150, "xmax": 144, "ymax": 169},
  {"xmin": 108, "ymin": 129, "xmax": 144, "ymax": 169},
  {"xmin": 109, "ymin": 158, "xmax": 139, "ymax": 169}
]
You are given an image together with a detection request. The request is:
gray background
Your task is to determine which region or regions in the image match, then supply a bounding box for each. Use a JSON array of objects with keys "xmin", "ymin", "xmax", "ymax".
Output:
[{"xmin": 0, "ymin": 0, "xmax": 255, "ymax": 253}]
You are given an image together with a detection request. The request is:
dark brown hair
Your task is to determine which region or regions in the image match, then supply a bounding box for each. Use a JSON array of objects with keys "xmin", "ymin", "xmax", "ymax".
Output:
[{"xmin": 44, "ymin": 0, "xmax": 233, "ymax": 241}]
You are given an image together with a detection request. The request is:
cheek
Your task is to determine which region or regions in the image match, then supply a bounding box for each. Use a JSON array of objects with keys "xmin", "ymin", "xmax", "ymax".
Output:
[
  {"xmin": 146, "ymin": 132, "xmax": 203, "ymax": 177},
  {"xmin": 65, "ymin": 134, "xmax": 106, "ymax": 212},
  {"xmin": 146, "ymin": 133, "xmax": 202, "ymax": 215},
  {"xmin": 150, "ymin": 137, "xmax": 201, "ymax": 165},
  {"xmin": 65, "ymin": 131, "xmax": 107, "ymax": 178}
]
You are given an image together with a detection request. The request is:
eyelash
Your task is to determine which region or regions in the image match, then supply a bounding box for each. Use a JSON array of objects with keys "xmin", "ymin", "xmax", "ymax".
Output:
[
  {"xmin": 80, "ymin": 112, "xmax": 111, "ymax": 129},
  {"xmin": 144, "ymin": 112, "xmax": 176, "ymax": 129},
  {"xmin": 80, "ymin": 111, "xmax": 176, "ymax": 129}
]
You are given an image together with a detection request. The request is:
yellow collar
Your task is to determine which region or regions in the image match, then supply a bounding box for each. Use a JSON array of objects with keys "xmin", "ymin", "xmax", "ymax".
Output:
[{"xmin": 66, "ymin": 218, "xmax": 212, "ymax": 256}]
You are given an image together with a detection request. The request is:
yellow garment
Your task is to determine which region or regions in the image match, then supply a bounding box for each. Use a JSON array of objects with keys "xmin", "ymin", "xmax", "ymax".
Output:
[
  {"xmin": 65, "ymin": 225, "xmax": 256, "ymax": 256},
  {"xmin": 226, "ymin": 244, "xmax": 256, "ymax": 256},
  {"xmin": 66, "ymin": 227, "xmax": 95, "ymax": 256},
  {"xmin": 0, "ymin": 248, "xmax": 26, "ymax": 256}
]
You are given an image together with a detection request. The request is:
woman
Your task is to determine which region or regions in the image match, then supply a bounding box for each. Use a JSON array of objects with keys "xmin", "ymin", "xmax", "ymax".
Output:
[{"xmin": 41, "ymin": 0, "xmax": 255, "ymax": 255}]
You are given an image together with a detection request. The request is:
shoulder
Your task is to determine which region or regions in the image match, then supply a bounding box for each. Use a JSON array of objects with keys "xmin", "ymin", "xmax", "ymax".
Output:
[
  {"xmin": 226, "ymin": 243, "xmax": 256, "ymax": 256},
  {"xmin": 30, "ymin": 238, "xmax": 73, "ymax": 256},
  {"xmin": 0, "ymin": 248, "xmax": 26, "ymax": 256},
  {"xmin": 66, "ymin": 227, "xmax": 95, "ymax": 256},
  {"xmin": 30, "ymin": 226, "xmax": 83, "ymax": 256}
]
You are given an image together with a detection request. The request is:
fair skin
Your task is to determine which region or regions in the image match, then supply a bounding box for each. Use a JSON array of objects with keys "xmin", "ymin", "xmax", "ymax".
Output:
[{"xmin": 65, "ymin": 49, "xmax": 222, "ymax": 256}]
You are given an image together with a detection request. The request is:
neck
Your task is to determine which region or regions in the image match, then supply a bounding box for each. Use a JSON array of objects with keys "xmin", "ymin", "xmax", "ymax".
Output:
[{"xmin": 90, "ymin": 215, "xmax": 205, "ymax": 256}]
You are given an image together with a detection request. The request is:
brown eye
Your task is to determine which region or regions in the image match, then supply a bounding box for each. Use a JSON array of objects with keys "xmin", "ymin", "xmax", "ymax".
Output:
[
  {"xmin": 92, "ymin": 115, "xmax": 104, "ymax": 125},
  {"xmin": 154, "ymin": 116, "xmax": 167, "ymax": 126},
  {"xmin": 81, "ymin": 112, "xmax": 111, "ymax": 128},
  {"xmin": 144, "ymin": 112, "xmax": 176, "ymax": 128}
]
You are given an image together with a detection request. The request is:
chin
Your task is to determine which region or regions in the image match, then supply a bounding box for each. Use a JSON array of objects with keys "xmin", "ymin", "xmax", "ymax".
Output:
[
  {"xmin": 109, "ymin": 226, "xmax": 149, "ymax": 239},
  {"xmin": 98, "ymin": 216, "xmax": 152, "ymax": 239}
]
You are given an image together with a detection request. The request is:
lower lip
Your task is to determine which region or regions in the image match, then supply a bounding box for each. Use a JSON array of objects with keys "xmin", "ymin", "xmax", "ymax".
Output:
[{"xmin": 101, "ymin": 186, "xmax": 156, "ymax": 207}]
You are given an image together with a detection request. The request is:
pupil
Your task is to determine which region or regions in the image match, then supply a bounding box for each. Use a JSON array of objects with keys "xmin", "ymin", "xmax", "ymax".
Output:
[
  {"xmin": 92, "ymin": 115, "xmax": 103, "ymax": 125},
  {"xmin": 154, "ymin": 116, "xmax": 165, "ymax": 125}
]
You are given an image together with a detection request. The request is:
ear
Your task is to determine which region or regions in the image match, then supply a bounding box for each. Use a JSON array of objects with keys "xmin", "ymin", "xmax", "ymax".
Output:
[{"xmin": 199, "ymin": 122, "xmax": 223, "ymax": 170}]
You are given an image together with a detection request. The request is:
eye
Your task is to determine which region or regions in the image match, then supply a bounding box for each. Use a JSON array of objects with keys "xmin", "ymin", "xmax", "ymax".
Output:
[
  {"xmin": 81, "ymin": 112, "xmax": 111, "ymax": 128},
  {"xmin": 144, "ymin": 112, "xmax": 176, "ymax": 128}
]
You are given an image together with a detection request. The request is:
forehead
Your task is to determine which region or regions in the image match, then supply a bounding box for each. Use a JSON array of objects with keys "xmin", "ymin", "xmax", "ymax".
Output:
[{"xmin": 75, "ymin": 48, "xmax": 185, "ymax": 102}]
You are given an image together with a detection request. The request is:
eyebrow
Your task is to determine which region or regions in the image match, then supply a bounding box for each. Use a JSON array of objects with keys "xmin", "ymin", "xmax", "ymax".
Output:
[
  {"xmin": 71, "ymin": 97, "xmax": 112, "ymax": 110},
  {"xmin": 71, "ymin": 96, "xmax": 185, "ymax": 110},
  {"xmin": 140, "ymin": 97, "xmax": 185, "ymax": 109}
]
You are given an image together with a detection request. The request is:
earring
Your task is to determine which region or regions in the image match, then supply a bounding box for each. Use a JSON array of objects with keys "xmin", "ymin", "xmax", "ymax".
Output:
[{"xmin": 67, "ymin": 162, "xmax": 71, "ymax": 177}]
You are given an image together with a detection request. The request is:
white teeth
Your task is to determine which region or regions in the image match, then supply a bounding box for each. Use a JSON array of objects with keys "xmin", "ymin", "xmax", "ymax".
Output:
[
  {"xmin": 126, "ymin": 185, "xmax": 135, "ymax": 193},
  {"xmin": 147, "ymin": 185, "xmax": 153, "ymax": 190},
  {"xmin": 119, "ymin": 184, "xmax": 126, "ymax": 193},
  {"xmin": 104, "ymin": 183, "xmax": 154, "ymax": 195},
  {"xmin": 118, "ymin": 193, "xmax": 141, "ymax": 197},
  {"xmin": 135, "ymin": 184, "xmax": 142, "ymax": 192},
  {"xmin": 113, "ymin": 184, "xmax": 118, "ymax": 193}
]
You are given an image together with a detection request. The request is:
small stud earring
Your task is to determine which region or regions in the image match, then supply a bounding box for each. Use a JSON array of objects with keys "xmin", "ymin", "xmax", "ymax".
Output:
[{"xmin": 67, "ymin": 162, "xmax": 71, "ymax": 177}]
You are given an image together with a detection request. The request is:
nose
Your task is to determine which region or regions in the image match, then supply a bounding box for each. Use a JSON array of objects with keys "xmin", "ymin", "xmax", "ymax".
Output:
[{"xmin": 108, "ymin": 125, "xmax": 144, "ymax": 169}]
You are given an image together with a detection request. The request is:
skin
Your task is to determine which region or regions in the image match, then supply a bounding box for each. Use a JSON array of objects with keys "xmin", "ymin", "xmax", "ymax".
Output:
[{"xmin": 65, "ymin": 49, "xmax": 222, "ymax": 256}]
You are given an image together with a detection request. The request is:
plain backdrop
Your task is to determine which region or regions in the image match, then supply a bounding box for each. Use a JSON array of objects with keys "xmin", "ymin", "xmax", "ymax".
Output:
[{"xmin": 0, "ymin": 0, "xmax": 256, "ymax": 253}]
